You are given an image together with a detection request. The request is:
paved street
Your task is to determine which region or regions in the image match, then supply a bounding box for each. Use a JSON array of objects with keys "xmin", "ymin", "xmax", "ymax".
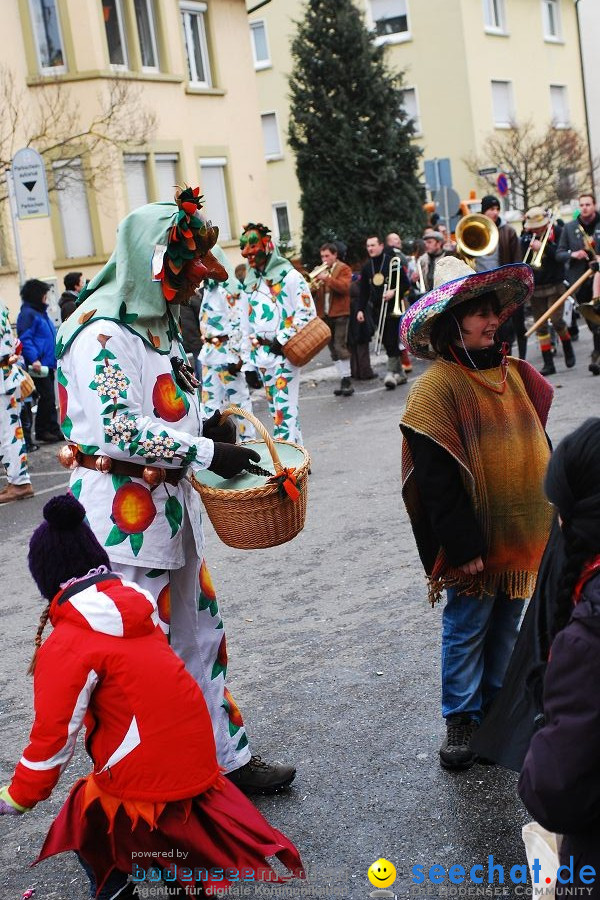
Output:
[{"xmin": 0, "ymin": 328, "xmax": 598, "ymax": 900}]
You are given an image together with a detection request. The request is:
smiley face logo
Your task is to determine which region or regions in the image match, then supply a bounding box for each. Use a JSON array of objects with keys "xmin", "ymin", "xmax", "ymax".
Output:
[{"xmin": 368, "ymin": 858, "xmax": 397, "ymax": 888}]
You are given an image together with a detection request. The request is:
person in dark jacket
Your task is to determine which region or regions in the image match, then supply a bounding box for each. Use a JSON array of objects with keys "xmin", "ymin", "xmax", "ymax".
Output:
[
  {"xmin": 179, "ymin": 289, "xmax": 203, "ymax": 378},
  {"xmin": 519, "ymin": 419, "xmax": 600, "ymax": 897},
  {"xmin": 476, "ymin": 195, "xmax": 526, "ymax": 358},
  {"xmin": 58, "ymin": 272, "xmax": 84, "ymax": 323},
  {"xmin": 16, "ymin": 279, "xmax": 63, "ymax": 443}
]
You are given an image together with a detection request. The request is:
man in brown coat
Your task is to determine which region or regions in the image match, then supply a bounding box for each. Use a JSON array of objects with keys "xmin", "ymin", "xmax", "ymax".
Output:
[{"xmin": 311, "ymin": 242, "xmax": 354, "ymax": 396}]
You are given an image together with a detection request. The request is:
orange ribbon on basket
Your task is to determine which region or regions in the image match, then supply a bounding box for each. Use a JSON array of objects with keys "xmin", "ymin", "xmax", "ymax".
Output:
[{"xmin": 269, "ymin": 467, "xmax": 300, "ymax": 502}]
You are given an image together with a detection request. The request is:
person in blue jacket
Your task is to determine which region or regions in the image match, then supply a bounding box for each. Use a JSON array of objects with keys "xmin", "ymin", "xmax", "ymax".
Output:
[{"xmin": 16, "ymin": 280, "xmax": 63, "ymax": 443}]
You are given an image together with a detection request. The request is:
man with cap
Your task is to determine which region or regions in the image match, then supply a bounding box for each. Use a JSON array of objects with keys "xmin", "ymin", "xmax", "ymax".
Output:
[
  {"xmin": 521, "ymin": 207, "xmax": 573, "ymax": 375},
  {"xmin": 55, "ymin": 189, "xmax": 295, "ymax": 794},
  {"xmin": 400, "ymin": 256, "xmax": 553, "ymax": 770},
  {"xmin": 476, "ymin": 195, "xmax": 526, "ymax": 358},
  {"xmin": 557, "ymin": 193, "xmax": 600, "ymax": 374},
  {"xmin": 414, "ymin": 229, "xmax": 451, "ymax": 294}
]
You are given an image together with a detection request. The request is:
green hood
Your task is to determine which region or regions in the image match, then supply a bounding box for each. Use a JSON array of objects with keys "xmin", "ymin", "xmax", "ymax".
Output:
[{"xmin": 56, "ymin": 202, "xmax": 183, "ymax": 358}]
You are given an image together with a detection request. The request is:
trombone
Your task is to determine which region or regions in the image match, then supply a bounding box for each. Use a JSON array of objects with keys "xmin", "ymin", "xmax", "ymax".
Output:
[
  {"xmin": 306, "ymin": 262, "xmax": 330, "ymax": 284},
  {"xmin": 523, "ymin": 212, "xmax": 555, "ymax": 268},
  {"xmin": 374, "ymin": 257, "xmax": 407, "ymax": 354}
]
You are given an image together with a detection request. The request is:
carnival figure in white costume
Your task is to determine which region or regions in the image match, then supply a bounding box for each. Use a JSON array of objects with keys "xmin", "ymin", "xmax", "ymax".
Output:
[
  {"xmin": 55, "ymin": 190, "xmax": 296, "ymax": 793},
  {"xmin": 0, "ymin": 301, "xmax": 33, "ymax": 503},
  {"xmin": 199, "ymin": 245, "xmax": 256, "ymax": 441},
  {"xmin": 240, "ymin": 224, "xmax": 316, "ymax": 446}
]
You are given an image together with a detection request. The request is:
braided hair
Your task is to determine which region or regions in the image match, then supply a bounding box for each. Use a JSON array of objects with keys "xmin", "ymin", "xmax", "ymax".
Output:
[
  {"xmin": 545, "ymin": 418, "xmax": 600, "ymax": 636},
  {"xmin": 27, "ymin": 603, "xmax": 50, "ymax": 675}
]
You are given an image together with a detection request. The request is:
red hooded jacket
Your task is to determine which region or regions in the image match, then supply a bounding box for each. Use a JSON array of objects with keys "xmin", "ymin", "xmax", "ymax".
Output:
[{"xmin": 9, "ymin": 572, "xmax": 219, "ymax": 810}]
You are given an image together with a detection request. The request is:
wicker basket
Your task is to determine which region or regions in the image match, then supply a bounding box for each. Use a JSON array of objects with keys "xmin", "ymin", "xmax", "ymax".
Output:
[
  {"xmin": 283, "ymin": 316, "xmax": 331, "ymax": 367},
  {"xmin": 190, "ymin": 406, "xmax": 310, "ymax": 550}
]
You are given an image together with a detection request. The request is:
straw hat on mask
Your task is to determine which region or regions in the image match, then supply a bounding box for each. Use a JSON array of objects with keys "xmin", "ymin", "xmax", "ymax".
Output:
[{"xmin": 399, "ymin": 257, "xmax": 534, "ymax": 360}]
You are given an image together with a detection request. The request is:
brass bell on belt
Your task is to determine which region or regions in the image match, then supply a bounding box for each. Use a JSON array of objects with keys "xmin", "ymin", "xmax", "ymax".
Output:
[
  {"xmin": 95, "ymin": 456, "xmax": 113, "ymax": 473},
  {"xmin": 57, "ymin": 444, "xmax": 80, "ymax": 470},
  {"xmin": 142, "ymin": 466, "xmax": 166, "ymax": 487}
]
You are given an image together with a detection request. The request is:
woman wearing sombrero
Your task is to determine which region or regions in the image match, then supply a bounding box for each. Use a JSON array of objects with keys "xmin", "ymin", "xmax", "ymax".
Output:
[{"xmin": 399, "ymin": 257, "xmax": 554, "ymax": 771}]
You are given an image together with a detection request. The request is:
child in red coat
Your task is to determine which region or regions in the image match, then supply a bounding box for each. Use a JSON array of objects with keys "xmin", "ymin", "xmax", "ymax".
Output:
[{"xmin": 0, "ymin": 494, "xmax": 303, "ymax": 899}]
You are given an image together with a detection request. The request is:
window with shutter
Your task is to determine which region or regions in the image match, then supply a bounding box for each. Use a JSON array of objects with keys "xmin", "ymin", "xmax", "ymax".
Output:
[
  {"xmin": 124, "ymin": 155, "xmax": 149, "ymax": 210},
  {"xmin": 53, "ymin": 160, "xmax": 95, "ymax": 259},
  {"xmin": 261, "ymin": 113, "xmax": 282, "ymax": 159},
  {"xmin": 199, "ymin": 159, "xmax": 231, "ymax": 242}
]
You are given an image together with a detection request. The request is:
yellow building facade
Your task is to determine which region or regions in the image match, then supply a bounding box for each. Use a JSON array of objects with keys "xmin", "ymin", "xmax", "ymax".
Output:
[
  {"xmin": 249, "ymin": 0, "xmax": 588, "ymax": 250},
  {"xmin": 1, "ymin": 0, "xmax": 271, "ymax": 317}
]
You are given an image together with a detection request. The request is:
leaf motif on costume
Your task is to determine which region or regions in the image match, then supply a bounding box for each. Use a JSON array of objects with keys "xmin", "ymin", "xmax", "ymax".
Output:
[
  {"xmin": 105, "ymin": 524, "xmax": 128, "ymax": 546},
  {"xmin": 111, "ymin": 474, "xmax": 131, "ymax": 491},
  {"xmin": 78, "ymin": 309, "xmax": 97, "ymax": 324},
  {"xmin": 147, "ymin": 330, "xmax": 161, "ymax": 348},
  {"xmin": 118, "ymin": 302, "xmax": 138, "ymax": 324},
  {"xmin": 165, "ymin": 495, "xmax": 183, "ymax": 538},
  {"xmin": 235, "ymin": 733, "xmax": 249, "ymax": 751},
  {"xmin": 78, "ymin": 443, "xmax": 100, "ymax": 454},
  {"xmin": 260, "ymin": 303, "xmax": 275, "ymax": 321},
  {"xmin": 130, "ymin": 532, "xmax": 144, "ymax": 556},
  {"xmin": 61, "ymin": 415, "xmax": 73, "ymax": 438},
  {"xmin": 70, "ymin": 478, "xmax": 83, "ymax": 500},
  {"xmin": 146, "ymin": 568, "xmax": 167, "ymax": 578},
  {"xmin": 210, "ymin": 634, "xmax": 228, "ymax": 680},
  {"xmin": 93, "ymin": 348, "xmax": 117, "ymax": 362}
]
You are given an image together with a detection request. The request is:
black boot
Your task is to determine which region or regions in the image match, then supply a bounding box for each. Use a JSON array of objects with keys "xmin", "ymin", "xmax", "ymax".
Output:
[
  {"xmin": 562, "ymin": 338, "xmax": 576, "ymax": 369},
  {"xmin": 517, "ymin": 335, "xmax": 528, "ymax": 360},
  {"xmin": 20, "ymin": 403, "xmax": 39, "ymax": 452},
  {"xmin": 334, "ymin": 376, "xmax": 354, "ymax": 397},
  {"xmin": 589, "ymin": 350, "xmax": 600, "ymax": 376},
  {"xmin": 439, "ymin": 715, "xmax": 477, "ymax": 771},
  {"xmin": 539, "ymin": 350, "xmax": 556, "ymax": 376}
]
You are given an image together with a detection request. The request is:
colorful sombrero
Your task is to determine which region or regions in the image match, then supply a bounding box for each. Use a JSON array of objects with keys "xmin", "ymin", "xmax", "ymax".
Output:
[{"xmin": 400, "ymin": 257, "xmax": 534, "ymax": 359}]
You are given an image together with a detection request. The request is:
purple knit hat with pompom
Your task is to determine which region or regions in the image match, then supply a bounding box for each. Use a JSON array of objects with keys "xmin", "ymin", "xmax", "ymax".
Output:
[{"xmin": 28, "ymin": 494, "xmax": 110, "ymax": 600}]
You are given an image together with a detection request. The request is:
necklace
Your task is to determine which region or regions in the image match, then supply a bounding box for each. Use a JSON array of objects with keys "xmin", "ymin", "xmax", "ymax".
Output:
[
  {"xmin": 371, "ymin": 255, "xmax": 385, "ymax": 287},
  {"xmin": 449, "ymin": 344, "xmax": 509, "ymax": 394}
]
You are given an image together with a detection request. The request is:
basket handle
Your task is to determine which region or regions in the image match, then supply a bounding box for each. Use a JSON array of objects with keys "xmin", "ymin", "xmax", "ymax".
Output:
[{"xmin": 219, "ymin": 405, "xmax": 284, "ymax": 474}]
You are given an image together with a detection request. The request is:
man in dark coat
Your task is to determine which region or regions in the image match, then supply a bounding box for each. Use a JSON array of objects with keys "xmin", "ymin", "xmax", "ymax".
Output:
[
  {"xmin": 557, "ymin": 193, "xmax": 600, "ymax": 373},
  {"xmin": 58, "ymin": 272, "xmax": 84, "ymax": 322},
  {"xmin": 475, "ymin": 195, "xmax": 526, "ymax": 357}
]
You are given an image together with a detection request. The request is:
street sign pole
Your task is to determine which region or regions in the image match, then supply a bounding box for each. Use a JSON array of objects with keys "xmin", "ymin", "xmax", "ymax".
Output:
[{"xmin": 6, "ymin": 168, "xmax": 26, "ymax": 286}]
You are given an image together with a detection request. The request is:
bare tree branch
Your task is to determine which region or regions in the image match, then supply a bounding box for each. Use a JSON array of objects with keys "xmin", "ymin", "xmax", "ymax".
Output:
[
  {"xmin": 464, "ymin": 119, "xmax": 599, "ymax": 213},
  {"xmin": 0, "ymin": 67, "xmax": 156, "ymax": 205}
]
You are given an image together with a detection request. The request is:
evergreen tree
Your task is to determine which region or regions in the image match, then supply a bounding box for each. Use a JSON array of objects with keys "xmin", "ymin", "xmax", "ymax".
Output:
[{"xmin": 288, "ymin": 0, "xmax": 425, "ymax": 264}]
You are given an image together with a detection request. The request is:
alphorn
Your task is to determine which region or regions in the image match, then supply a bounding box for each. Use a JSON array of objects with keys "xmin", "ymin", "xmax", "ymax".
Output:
[{"xmin": 524, "ymin": 268, "xmax": 595, "ymax": 338}]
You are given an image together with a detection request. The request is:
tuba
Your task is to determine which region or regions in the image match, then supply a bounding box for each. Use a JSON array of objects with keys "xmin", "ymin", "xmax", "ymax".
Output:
[{"xmin": 455, "ymin": 214, "xmax": 499, "ymax": 268}]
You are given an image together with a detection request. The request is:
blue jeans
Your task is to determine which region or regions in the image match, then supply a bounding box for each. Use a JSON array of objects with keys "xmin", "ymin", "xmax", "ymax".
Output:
[
  {"xmin": 77, "ymin": 854, "xmax": 131, "ymax": 899},
  {"xmin": 441, "ymin": 587, "xmax": 525, "ymax": 721}
]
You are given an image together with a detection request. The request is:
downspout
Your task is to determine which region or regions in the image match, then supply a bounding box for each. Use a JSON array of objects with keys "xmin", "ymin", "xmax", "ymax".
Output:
[{"xmin": 574, "ymin": 0, "xmax": 595, "ymax": 194}]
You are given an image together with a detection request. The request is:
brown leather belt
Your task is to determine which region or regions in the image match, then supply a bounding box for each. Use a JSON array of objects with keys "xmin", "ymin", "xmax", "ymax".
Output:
[{"xmin": 77, "ymin": 452, "xmax": 187, "ymax": 487}]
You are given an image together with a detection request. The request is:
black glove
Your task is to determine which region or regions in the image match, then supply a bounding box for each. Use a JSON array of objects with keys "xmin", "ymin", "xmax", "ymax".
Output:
[
  {"xmin": 245, "ymin": 369, "xmax": 263, "ymax": 390},
  {"xmin": 227, "ymin": 361, "xmax": 243, "ymax": 376},
  {"xmin": 268, "ymin": 338, "xmax": 285, "ymax": 356},
  {"xmin": 208, "ymin": 442, "xmax": 261, "ymax": 479},
  {"xmin": 202, "ymin": 410, "xmax": 237, "ymax": 444}
]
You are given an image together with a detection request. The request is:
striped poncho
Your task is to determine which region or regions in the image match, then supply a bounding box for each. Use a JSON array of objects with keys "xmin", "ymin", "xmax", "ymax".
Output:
[{"xmin": 401, "ymin": 357, "xmax": 554, "ymax": 605}]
